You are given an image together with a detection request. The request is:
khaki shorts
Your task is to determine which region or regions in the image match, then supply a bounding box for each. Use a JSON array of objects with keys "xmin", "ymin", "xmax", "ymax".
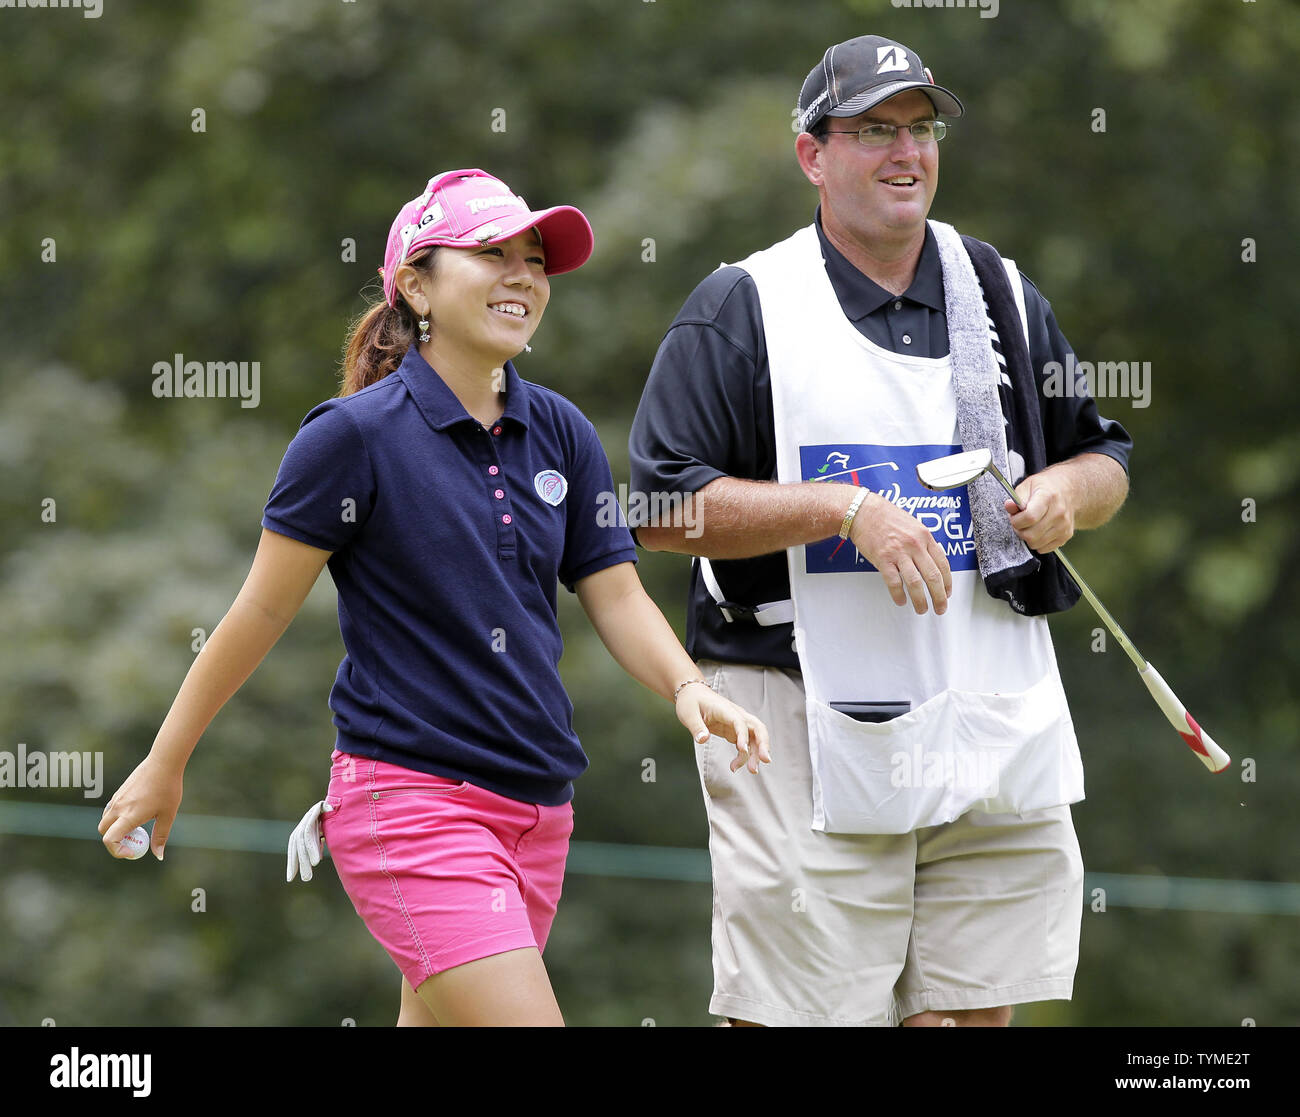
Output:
[{"xmin": 698, "ymin": 660, "xmax": 1084, "ymax": 1027}]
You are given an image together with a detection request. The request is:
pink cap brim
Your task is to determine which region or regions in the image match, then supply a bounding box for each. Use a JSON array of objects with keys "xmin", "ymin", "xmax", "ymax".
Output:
[{"xmin": 452, "ymin": 205, "xmax": 593, "ymax": 276}]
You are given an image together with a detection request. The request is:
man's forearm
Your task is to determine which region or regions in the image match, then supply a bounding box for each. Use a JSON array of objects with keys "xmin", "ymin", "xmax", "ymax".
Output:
[
  {"xmin": 638, "ymin": 476, "xmax": 861, "ymax": 558},
  {"xmin": 1041, "ymin": 452, "xmax": 1129, "ymax": 530}
]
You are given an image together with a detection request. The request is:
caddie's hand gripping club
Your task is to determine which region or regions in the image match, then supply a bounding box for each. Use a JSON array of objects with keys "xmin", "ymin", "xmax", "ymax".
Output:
[{"xmin": 915, "ymin": 449, "xmax": 1230, "ymax": 773}]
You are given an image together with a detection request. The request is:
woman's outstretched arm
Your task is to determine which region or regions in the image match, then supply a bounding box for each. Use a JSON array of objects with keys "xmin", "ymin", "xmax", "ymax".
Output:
[
  {"xmin": 99, "ymin": 529, "xmax": 332, "ymax": 859},
  {"xmin": 574, "ymin": 561, "xmax": 771, "ymax": 774}
]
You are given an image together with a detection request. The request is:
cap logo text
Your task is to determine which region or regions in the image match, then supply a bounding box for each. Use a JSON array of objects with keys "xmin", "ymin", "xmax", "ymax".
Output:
[
  {"xmin": 466, "ymin": 194, "xmax": 527, "ymax": 215},
  {"xmin": 798, "ymin": 88, "xmax": 830, "ymax": 132}
]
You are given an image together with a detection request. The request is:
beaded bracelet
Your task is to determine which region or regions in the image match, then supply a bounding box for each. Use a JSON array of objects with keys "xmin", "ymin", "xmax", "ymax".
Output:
[{"xmin": 673, "ymin": 678, "xmax": 712, "ymax": 702}]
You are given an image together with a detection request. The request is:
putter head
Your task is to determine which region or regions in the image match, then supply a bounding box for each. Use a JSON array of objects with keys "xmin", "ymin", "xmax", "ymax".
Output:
[{"xmin": 915, "ymin": 449, "xmax": 993, "ymax": 492}]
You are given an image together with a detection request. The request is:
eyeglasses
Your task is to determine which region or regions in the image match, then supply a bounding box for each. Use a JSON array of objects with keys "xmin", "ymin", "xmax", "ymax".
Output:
[{"xmin": 824, "ymin": 120, "xmax": 948, "ymax": 146}]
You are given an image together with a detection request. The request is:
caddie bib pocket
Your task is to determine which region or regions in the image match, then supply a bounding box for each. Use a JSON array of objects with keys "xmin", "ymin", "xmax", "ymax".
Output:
[{"xmin": 808, "ymin": 669, "xmax": 1081, "ymax": 834}]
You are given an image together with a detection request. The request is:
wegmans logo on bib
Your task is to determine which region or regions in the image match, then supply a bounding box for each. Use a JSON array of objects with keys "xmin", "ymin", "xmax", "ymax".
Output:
[{"xmin": 801, "ymin": 443, "xmax": 978, "ymax": 574}]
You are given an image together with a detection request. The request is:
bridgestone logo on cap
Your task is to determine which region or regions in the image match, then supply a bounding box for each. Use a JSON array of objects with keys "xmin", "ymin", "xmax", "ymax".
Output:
[
  {"xmin": 467, "ymin": 194, "xmax": 527, "ymax": 215},
  {"xmin": 798, "ymin": 88, "xmax": 830, "ymax": 132},
  {"xmin": 876, "ymin": 45, "xmax": 910, "ymax": 74}
]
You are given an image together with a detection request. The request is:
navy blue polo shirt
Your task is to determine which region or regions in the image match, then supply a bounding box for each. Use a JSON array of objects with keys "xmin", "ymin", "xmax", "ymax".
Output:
[
  {"xmin": 629, "ymin": 211, "xmax": 1133, "ymax": 671},
  {"xmin": 262, "ymin": 346, "xmax": 636, "ymax": 805}
]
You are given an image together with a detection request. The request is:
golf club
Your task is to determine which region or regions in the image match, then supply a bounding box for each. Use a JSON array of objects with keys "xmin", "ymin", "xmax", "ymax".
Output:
[{"xmin": 915, "ymin": 448, "xmax": 1230, "ymax": 774}]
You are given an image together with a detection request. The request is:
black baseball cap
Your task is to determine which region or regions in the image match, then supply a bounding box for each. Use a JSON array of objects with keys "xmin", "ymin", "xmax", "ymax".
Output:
[{"xmin": 796, "ymin": 35, "xmax": 964, "ymax": 134}]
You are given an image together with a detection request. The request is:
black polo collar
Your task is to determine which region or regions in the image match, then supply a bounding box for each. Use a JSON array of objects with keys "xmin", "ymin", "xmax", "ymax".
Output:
[{"xmin": 814, "ymin": 208, "xmax": 946, "ymax": 319}]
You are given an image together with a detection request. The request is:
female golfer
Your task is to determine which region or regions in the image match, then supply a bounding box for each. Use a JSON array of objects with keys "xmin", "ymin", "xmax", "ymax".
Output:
[{"xmin": 99, "ymin": 168, "xmax": 769, "ymax": 1026}]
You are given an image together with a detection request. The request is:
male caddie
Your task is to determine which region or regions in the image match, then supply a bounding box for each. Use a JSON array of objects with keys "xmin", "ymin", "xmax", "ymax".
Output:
[{"xmin": 629, "ymin": 35, "xmax": 1133, "ymax": 1026}]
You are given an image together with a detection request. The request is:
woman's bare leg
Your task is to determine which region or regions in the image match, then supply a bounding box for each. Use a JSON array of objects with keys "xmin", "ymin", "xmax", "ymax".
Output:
[
  {"xmin": 414, "ymin": 947, "xmax": 563, "ymax": 1026},
  {"xmin": 397, "ymin": 976, "xmax": 440, "ymax": 1026}
]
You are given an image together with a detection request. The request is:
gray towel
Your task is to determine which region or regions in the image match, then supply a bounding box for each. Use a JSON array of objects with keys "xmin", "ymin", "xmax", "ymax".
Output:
[{"xmin": 929, "ymin": 219, "xmax": 1034, "ymax": 582}]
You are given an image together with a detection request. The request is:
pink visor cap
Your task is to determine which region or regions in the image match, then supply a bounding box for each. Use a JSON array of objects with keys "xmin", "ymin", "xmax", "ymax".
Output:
[{"xmin": 380, "ymin": 168, "xmax": 594, "ymax": 306}]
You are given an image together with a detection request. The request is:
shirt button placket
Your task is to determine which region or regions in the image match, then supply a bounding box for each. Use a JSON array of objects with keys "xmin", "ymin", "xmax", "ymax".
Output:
[{"xmin": 486, "ymin": 424, "xmax": 515, "ymax": 557}]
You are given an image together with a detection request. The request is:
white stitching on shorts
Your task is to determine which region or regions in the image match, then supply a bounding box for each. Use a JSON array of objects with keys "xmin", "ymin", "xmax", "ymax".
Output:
[{"xmin": 366, "ymin": 759, "xmax": 434, "ymax": 981}]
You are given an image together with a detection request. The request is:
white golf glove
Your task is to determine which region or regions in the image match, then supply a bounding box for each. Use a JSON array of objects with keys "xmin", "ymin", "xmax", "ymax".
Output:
[{"xmin": 286, "ymin": 799, "xmax": 334, "ymax": 882}]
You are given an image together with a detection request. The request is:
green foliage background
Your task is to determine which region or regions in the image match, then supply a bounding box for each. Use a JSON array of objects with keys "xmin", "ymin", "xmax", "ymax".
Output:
[{"xmin": 1, "ymin": 0, "xmax": 1296, "ymax": 1026}]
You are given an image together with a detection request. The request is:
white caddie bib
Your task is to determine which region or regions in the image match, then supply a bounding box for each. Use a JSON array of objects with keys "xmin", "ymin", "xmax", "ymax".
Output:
[{"xmin": 732, "ymin": 225, "xmax": 1084, "ymax": 834}]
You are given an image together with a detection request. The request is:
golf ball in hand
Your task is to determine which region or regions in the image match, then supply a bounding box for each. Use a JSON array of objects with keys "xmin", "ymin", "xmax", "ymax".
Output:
[{"xmin": 117, "ymin": 826, "xmax": 149, "ymax": 860}]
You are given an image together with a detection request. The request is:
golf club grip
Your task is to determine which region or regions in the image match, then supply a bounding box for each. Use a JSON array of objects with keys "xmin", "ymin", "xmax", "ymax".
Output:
[
  {"xmin": 920, "ymin": 453, "xmax": 1231, "ymax": 776},
  {"xmin": 1139, "ymin": 663, "xmax": 1231, "ymax": 773}
]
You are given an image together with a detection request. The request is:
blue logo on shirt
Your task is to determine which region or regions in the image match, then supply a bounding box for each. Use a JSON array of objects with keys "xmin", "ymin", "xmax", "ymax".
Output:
[
  {"xmin": 534, "ymin": 469, "xmax": 568, "ymax": 506},
  {"xmin": 800, "ymin": 443, "xmax": 977, "ymax": 574}
]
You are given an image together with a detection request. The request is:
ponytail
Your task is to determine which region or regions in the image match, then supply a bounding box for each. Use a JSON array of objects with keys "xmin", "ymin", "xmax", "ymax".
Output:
[{"xmin": 338, "ymin": 249, "xmax": 438, "ymax": 397}]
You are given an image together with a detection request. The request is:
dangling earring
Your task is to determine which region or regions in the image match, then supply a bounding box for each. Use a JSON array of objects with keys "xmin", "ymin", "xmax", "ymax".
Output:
[
  {"xmin": 524, "ymin": 344, "xmax": 533, "ymax": 353},
  {"xmin": 418, "ymin": 315, "xmax": 430, "ymax": 343}
]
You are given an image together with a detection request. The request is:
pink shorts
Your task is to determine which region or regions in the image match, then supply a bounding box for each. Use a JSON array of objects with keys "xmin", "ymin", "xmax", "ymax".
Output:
[{"xmin": 321, "ymin": 749, "xmax": 573, "ymax": 990}]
